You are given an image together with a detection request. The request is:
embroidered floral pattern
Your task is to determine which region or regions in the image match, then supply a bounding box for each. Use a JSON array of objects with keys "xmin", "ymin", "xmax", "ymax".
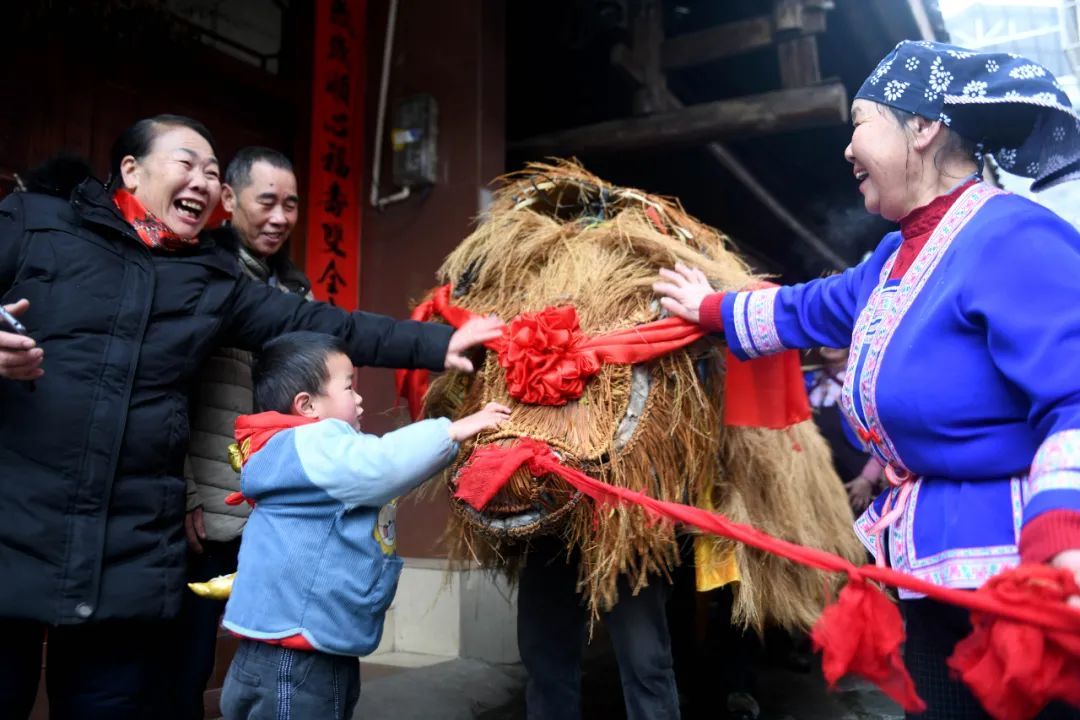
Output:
[
  {"xmin": 1029, "ymin": 430, "xmax": 1080, "ymax": 495},
  {"xmin": 926, "ymin": 57, "xmax": 952, "ymax": 100},
  {"xmin": 940, "ymin": 112, "xmax": 952, "ymax": 126},
  {"xmin": 854, "ymin": 478, "xmax": 1025, "ymax": 599},
  {"xmin": 884, "ymin": 80, "xmax": 909, "ymax": 102},
  {"xmin": 869, "ymin": 57, "xmax": 894, "ymax": 86},
  {"xmin": 905, "ymin": 57, "xmax": 920, "ymax": 71},
  {"xmin": 1054, "ymin": 126, "xmax": 1067, "ymax": 142},
  {"xmin": 962, "ymin": 80, "xmax": 988, "ymax": 97},
  {"xmin": 1010, "ymin": 63, "xmax": 1047, "ymax": 79},
  {"xmin": 729, "ymin": 289, "xmax": 786, "ymax": 359},
  {"xmin": 996, "ymin": 147, "xmax": 1017, "ymax": 168},
  {"xmin": 746, "ymin": 287, "xmax": 784, "ymax": 356},
  {"xmin": 986, "ymin": 59, "xmax": 999, "ymax": 73}
]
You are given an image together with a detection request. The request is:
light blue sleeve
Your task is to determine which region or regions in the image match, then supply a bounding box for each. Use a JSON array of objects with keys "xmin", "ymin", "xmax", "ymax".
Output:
[
  {"xmin": 720, "ymin": 233, "xmax": 899, "ymax": 361},
  {"xmin": 292, "ymin": 418, "xmax": 460, "ymax": 510}
]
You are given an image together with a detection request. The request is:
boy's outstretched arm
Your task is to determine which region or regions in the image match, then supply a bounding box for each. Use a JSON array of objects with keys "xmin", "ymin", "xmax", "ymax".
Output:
[{"xmin": 289, "ymin": 404, "xmax": 510, "ymax": 509}]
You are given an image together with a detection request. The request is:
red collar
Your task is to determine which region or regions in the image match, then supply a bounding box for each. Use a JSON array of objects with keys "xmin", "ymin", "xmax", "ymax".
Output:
[
  {"xmin": 234, "ymin": 412, "xmax": 318, "ymax": 466},
  {"xmin": 890, "ymin": 177, "xmax": 980, "ymax": 280},
  {"xmin": 898, "ymin": 177, "xmax": 979, "ymax": 241}
]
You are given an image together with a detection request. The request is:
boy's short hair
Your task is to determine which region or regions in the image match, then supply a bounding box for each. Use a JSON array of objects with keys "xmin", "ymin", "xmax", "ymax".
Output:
[{"xmin": 253, "ymin": 332, "xmax": 350, "ymax": 413}]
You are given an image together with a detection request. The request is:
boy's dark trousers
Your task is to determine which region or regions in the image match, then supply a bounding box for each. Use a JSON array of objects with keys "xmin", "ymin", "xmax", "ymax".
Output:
[
  {"xmin": 517, "ymin": 537, "xmax": 680, "ymax": 720},
  {"xmin": 0, "ymin": 617, "xmax": 178, "ymax": 719},
  {"xmin": 175, "ymin": 537, "xmax": 242, "ymax": 720},
  {"xmin": 220, "ymin": 639, "xmax": 360, "ymax": 720}
]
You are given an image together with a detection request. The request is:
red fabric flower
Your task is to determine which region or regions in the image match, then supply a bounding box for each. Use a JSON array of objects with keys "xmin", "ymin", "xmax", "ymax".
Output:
[
  {"xmin": 498, "ymin": 306, "xmax": 601, "ymax": 406},
  {"xmin": 948, "ymin": 566, "xmax": 1080, "ymax": 720}
]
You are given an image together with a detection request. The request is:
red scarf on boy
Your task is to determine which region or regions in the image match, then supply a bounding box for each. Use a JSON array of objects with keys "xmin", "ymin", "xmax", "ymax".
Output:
[{"xmin": 232, "ymin": 411, "xmax": 318, "ymax": 467}]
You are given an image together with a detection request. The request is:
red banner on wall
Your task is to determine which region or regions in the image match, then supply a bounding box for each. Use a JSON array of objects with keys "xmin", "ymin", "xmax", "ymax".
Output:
[{"xmin": 305, "ymin": 0, "xmax": 366, "ymax": 310}]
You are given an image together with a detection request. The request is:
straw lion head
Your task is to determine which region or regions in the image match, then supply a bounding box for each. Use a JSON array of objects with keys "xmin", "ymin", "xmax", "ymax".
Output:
[{"xmin": 418, "ymin": 162, "xmax": 862, "ymax": 627}]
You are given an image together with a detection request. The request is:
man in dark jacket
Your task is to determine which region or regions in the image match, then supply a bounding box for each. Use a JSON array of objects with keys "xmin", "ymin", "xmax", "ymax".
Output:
[
  {"xmin": 178, "ymin": 146, "xmax": 314, "ymax": 719},
  {"xmin": 0, "ymin": 165, "xmax": 495, "ymax": 718}
]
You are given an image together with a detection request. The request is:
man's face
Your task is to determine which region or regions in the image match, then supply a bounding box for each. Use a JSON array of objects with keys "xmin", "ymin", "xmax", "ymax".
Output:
[{"xmin": 222, "ymin": 160, "xmax": 299, "ymax": 257}]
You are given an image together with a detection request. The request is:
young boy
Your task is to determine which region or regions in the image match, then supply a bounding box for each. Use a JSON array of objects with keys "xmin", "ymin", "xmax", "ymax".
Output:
[{"xmin": 219, "ymin": 331, "xmax": 510, "ymax": 720}]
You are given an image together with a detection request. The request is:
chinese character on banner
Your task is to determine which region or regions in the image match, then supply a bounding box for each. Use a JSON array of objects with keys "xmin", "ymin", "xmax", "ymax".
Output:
[
  {"xmin": 321, "ymin": 222, "xmax": 347, "ymax": 258},
  {"xmin": 305, "ymin": 0, "xmax": 365, "ymax": 311}
]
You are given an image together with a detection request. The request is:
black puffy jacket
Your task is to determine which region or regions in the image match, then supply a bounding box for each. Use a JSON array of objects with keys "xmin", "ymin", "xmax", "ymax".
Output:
[{"xmin": 0, "ymin": 179, "xmax": 452, "ymax": 625}]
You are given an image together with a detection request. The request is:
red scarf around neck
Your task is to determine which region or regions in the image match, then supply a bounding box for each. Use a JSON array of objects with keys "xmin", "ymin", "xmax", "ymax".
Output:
[
  {"xmin": 112, "ymin": 188, "xmax": 199, "ymax": 251},
  {"xmin": 233, "ymin": 411, "xmax": 318, "ymax": 467},
  {"xmin": 224, "ymin": 412, "xmax": 318, "ymax": 509}
]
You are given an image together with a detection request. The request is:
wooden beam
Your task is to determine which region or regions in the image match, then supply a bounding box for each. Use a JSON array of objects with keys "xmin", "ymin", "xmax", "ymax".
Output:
[
  {"xmin": 610, "ymin": 49, "xmax": 847, "ymax": 270},
  {"xmin": 775, "ymin": 0, "xmax": 823, "ymax": 88},
  {"xmin": 660, "ymin": 16, "xmax": 774, "ymax": 70},
  {"xmin": 660, "ymin": 1, "xmax": 831, "ymax": 71},
  {"xmin": 631, "ymin": 0, "xmax": 668, "ymax": 114},
  {"xmin": 510, "ymin": 82, "xmax": 848, "ymax": 155},
  {"xmin": 778, "ymin": 35, "xmax": 821, "ymax": 87},
  {"xmin": 774, "ymin": 0, "xmax": 831, "ymax": 33}
]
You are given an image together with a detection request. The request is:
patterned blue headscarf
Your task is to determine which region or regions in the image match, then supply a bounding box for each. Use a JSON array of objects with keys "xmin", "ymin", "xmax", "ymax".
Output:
[{"xmin": 856, "ymin": 40, "xmax": 1080, "ymax": 191}]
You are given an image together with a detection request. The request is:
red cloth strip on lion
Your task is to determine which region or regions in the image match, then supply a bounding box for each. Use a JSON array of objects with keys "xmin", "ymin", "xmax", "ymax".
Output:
[
  {"xmin": 453, "ymin": 438, "xmax": 1080, "ymax": 719},
  {"xmin": 397, "ymin": 282, "xmax": 809, "ymax": 429}
]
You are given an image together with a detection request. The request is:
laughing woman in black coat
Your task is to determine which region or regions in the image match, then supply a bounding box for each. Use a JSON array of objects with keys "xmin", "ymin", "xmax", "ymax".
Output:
[{"xmin": 0, "ymin": 115, "xmax": 499, "ymax": 719}]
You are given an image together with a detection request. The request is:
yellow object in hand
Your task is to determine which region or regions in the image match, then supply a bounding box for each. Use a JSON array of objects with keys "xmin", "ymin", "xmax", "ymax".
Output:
[{"xmin": 187, "ymin": 572, "xmax": 236, "ymax": 599}]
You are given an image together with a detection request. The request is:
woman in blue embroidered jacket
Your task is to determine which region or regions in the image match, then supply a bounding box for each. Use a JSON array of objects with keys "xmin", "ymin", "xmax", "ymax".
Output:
[{"xmin": 655, "ymin": 41, "xmax": 1080, "ymax": 719}]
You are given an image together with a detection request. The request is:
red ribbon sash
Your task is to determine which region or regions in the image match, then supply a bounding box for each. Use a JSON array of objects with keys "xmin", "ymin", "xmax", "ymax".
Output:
[
  {"xmin": 396, "ymin": 284, "xmax": 809, "ymax": 429},
  {"xmin": 453, "ymin": 439, "xmax": 1080, "ymax": 719}
]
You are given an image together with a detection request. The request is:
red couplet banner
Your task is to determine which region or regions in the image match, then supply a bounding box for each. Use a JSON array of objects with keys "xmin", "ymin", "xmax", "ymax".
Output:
[{"xmin": 305, "ymin": 0, "xmax": 366, "ymax": 310}]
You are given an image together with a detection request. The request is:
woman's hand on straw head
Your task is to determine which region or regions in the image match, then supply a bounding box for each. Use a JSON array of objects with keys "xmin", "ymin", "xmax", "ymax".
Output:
[{"xmin": 653, "ymin": 263, "xmax": 712, "ymax": 325}]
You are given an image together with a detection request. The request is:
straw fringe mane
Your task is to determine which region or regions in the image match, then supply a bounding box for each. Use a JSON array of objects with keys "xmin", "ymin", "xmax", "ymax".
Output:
[{"xmin": 420, "ymin": 161, "xmax": 864, "ymax": 630}]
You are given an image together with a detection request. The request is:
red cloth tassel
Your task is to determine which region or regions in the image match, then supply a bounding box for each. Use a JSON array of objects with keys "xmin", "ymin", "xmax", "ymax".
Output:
[
  {"xmin": 724, "ymin": 347, "xmax": 811, "ymax": 428},
  {"xmin": 813, "ymin": 576, "xmax": 925, "ymax": 712}
]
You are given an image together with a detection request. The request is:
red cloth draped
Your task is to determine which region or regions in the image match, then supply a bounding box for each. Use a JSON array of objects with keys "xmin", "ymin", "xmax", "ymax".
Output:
[
  {"xmin": 223, "ymin": 412, "xmax": 318, "ymax": 507},
  {"xmin": 452, "ymin": 439, "xmax": 1080, "ymax": 719},
  {"xmin": 723, "ymin": 346, "xmax": 810, "ymax": 428},
  {"xmin": 233, "ymin": 411, "xmax": 317, "ymax": 463},
  {"xmin": 396, "ymin": 284, "xmax": 809, "ymax": 429}
]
